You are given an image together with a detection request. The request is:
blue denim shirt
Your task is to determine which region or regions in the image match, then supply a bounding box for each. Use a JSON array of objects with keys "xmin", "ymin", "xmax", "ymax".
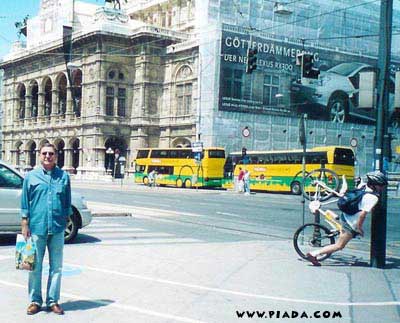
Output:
[{"xmin": 21, "ymin": 166, "xmax": 72, "ymax": 235}]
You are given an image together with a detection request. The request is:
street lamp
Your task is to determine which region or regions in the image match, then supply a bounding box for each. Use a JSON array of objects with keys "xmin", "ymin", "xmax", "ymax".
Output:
[{"xmin": 106, "ymin": 147, "xmax": 114, "ymax": 174}]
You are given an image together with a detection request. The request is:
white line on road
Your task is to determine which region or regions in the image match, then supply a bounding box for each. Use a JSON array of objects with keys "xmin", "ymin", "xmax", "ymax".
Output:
[
  {"xmin": 81, "ymin": 228, "xmax": 147, "ymax": 233},
  {"xmin": 63, "ymin": 262, "xmax": 400, "ymax": 307},
  {"xmin": 87, "ymin": 201, "xmax": 202, "ymax": 217},
  {"xmin": 0, "ymin": 279, "xmax": 207, "ymax": 323},
  {"xmin": 216, "ymin": 211, "xmax": 241, "ymax": 217}
]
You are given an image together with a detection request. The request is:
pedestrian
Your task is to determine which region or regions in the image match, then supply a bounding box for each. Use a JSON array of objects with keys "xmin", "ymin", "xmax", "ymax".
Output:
[
  {"xmin": 306, "ymin": 171, "xmax": 388, "ymax": 266},
  {"xmin": 243, "ymin": 169, "xmax": 251, "ymax": 195},
  {"xmin": 148, "ymin": 169, "xmax": 156, "ymax": 187},
  {"xmin": 237, "ymin": 167, "xmax": 245, "ymax": 193},
  {"xmin": 21, "ymin": 143, "xmax": 72, "ymax": 315}
]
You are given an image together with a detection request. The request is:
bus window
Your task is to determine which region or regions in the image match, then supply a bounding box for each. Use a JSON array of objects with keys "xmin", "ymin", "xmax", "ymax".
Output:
[
  {"xmin": 137, "ymin": 149, "xmax": 149, "ymax": 158},
  {"xmin": 158, "ymin": 166, "xmax": 174, "ymax": 175},
  {"xmin": 178, "ymin": 150, "xmax": 192, "ymax": 158},
  {"xmin": 150, "ymin": 150, "xmax": 169, "ymax": 158},
  {"xmin": 334, "ymin": 148, "xmax": 355, "ymax": 165},
  {"xmin": 136, "ymin": 164, "xmax": 146, "ymax": 172},
  {"xmin": 208, "ymin": 149, "xmax": 225, "ymax": 158},
  {"xmin": 170, "ymin": 150, "xmax": 179, "ymax": 158}
]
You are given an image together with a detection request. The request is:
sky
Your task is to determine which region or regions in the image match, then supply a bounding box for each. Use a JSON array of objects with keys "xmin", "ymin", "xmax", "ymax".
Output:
[
  {"xmin": 0, "ymin": 0, "xmax": 101, "ymax": 60},
  {"xmin": 1, "ymin": 0, "xmax": 400, "ymax": 61}
]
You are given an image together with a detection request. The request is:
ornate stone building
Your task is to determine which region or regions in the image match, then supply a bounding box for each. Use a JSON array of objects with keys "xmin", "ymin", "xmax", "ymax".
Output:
[
  {"xmin": 1, "ymin": 0, "xmax": 399, "ymax": 177},
  {"xmin": 0, "ymin": 0, "xmax": 199, "ymax": 177}
]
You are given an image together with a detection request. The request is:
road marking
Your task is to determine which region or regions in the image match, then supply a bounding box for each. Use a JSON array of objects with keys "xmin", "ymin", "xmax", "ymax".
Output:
[
  {"xmin": 91, "ymin": 238, "xmax": 201, "ymax": 245},
  {"xmin": 216, "ymin": 211, "xmax": 241, "ymax": 217},
  {"xmin": 81, "ymin": 228, "xmax": 147, "ymax": 233},
  {"xmin": 87, "ymin": 201, "xmax": 201, "ymax": 217},
  {"xmin": 0, "ymin": 255, "xmax": 13, "ymax": 261},
  {"xmin": 63, "ymin": 262, "xmax": 400, "ymax": 307},
  {"xmin": 0, "ymin": 279, "xmax": 206, "ymax": 323}
]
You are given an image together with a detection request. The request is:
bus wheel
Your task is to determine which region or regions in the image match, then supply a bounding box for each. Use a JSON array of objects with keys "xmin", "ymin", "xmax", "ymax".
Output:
[
  {"xmin": 290, "ymin": 181, "xmax": 302, "ymax": 195},
  {"xmin": 176, "ymin": 178, "xmax": 183, "ymax": 188},
  {"xmin": 184, "ymin": 178, "xmax": 192, "ymax": 188},
  {"xmin": 143, "ymin": 177, "xmax": 149, "ymax": 185}
]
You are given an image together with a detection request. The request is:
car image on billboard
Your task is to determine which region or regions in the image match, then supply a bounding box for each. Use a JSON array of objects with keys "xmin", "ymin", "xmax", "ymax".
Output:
[{"xmin": 290, "ymin": 62, "xmax": 400, "ymax": 127}]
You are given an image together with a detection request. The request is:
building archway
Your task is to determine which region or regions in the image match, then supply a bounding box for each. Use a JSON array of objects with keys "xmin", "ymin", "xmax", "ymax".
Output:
[
  {"xmin": 30, "ymin": 81, "xmax": 39, "ymax": 118},
  {"xmin": 57, "ymin": 73, "xmax": 67, "ymax": 115},
  {"xmin": 17, "ymin": 84, "xmax": 26, "ymax": 119},
  {"xmin": 27, "ymin": 141, "xmax": 37, "ymax": 168},
  {"xmin": 55, "ymin": 139, "xmax": 65, "ymax": 169},
  {"xmin": 172, "ymin": 137, "xmax": 192, "ymax": 148},
  {"xmin": 15, "ymin": 141, "xmax": 23, "ymax": 169},
  {"xmin": 72, "ymin": 69, "xmax": 82, "ymax": 117},
  {"xmin": 104, "ymin": 137, "xmax": 127, "ymax": 175},
  {"xmin": 43, "ymin": 77, "xmax": 52, "ymax": 116},
  {"xmin": 71, "ymin": 139, "xmax": 80, "ymax": 172}
]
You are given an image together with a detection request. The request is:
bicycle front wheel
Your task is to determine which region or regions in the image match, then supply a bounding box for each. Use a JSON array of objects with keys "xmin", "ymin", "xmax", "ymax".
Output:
[
  {"xmin": 293, "ymin": 223, "xmax": 336, "ymax": 261},
  {"xmin": 302, "ymin": 168, "xmax": 339, "ymax": 202}
]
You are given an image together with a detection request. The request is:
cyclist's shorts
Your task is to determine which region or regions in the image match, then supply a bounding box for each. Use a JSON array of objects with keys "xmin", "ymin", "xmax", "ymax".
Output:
[{"xmin": 340, "ymin": 214, "xmax": 359, "ymax": 238}]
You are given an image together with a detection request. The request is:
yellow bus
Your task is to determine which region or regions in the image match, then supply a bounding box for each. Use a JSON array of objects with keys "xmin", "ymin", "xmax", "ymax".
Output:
[
  {"xmin": 223, "ymin": 146, "xmax": 355, "ymax": 194},
  {"xmin": 134, "ymin": 147, "xmax": 226, "ymax": 188}
]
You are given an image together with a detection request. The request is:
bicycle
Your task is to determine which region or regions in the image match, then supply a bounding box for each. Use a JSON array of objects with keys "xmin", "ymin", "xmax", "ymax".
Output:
[{"xmin": 293, "ymin": 168, "xmax": 348, "ymax": 262}]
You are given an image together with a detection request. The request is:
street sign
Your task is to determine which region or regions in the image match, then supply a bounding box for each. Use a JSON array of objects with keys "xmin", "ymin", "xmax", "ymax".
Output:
[
  {"xmin": 242, "ymin": 127, "xmax": 250, "ymax": 137},
  {"xmin": 192, "ymin": 141, "xmax": 203, "ymax": 153}
]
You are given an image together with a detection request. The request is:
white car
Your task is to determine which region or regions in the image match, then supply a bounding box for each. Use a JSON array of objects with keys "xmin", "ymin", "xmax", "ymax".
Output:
[
  {"xmin": 291, "ymin": 62, "xmax": 399, "ymax": 126},
  {"xmin": 0, "ymin": 160, "xmax": 92, "ymax": 243}
]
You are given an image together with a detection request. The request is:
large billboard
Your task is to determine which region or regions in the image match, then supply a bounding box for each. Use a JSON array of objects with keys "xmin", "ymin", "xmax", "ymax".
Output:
[{"xmin": 219, "ymin": 26, "xmax": 400, "ymax": 126}]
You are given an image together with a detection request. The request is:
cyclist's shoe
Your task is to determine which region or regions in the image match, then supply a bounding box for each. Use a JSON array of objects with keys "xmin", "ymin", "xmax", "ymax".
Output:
[{"xmin": 306, "ymin": 253, "xmax": 321, "ymax": 266}]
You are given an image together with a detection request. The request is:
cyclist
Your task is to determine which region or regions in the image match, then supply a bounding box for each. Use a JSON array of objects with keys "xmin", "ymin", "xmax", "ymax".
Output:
[{"xmin": 306, "ymin": 171, "xmax": 388, "ymax": 266}]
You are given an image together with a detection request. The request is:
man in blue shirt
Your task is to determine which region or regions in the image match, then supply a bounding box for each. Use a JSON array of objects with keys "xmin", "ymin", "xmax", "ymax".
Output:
[{"xmin": 21, "ymin": 143, "xmax": 72, "ymax": 315}]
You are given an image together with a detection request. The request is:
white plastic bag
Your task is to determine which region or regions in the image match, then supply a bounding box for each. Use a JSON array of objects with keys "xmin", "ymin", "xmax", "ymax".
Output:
[{"xmin": 15, "ymin": 234, "xmax": 36, "ymax": 271}]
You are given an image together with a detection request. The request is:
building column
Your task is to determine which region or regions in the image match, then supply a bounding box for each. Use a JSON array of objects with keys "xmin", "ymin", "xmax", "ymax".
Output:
[
  {"xmin": 62, "ymin": 148, "xmax": 74, "ymax": 173},
  {"xmin": 99, "ymin": 82, "xmax": 106, "ymax": 115},
  {"xmin": 35, "ymin": 149, "xmax": 40, "ymax": 167},
  {"xmin": 66, "ymin": 86, "xmax": 74, "ymax": 119},
  {"xmin": 10, "ymin": 149, "xmax": 17, "ymax": 167},
  {"xmin": 25, "ymin": 95, "xmax": 32, "ymax": 118},
  {"xmin": 51, "ymin": 89, "xmax": 58, "ymax": 116},
  {"xmin": 38, "ymin": 92, "xmax": 45, "ymax": 117},
  {"xmin": 23, "ymin": 150, "xmax": 32, "ymax": 171}
]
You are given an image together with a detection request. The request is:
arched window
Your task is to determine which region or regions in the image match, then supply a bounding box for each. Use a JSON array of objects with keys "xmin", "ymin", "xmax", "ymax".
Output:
[
  {"xmin": 175, "ymin": 65, "xmax": 193, "ymax": 116},
  {"xmin": 58, "ymin": 74, "xmax": 67, "ymax": 115},
  {"xmin": 18, "ymin": 85, "xmax": 26, "ymax": 119},
  {"xmin": 72, "ymin": 69, "xmax": 82, "ymax": 117},
  {"xmin": 30, "ymin": 81, "xmax": 39, "ymax": 118},
  {"xmin": 44, "ymin": 78, "xmax": 52, "ymax": 116},
  {"xmin": 106, "ymin": 69, "xmax": 126, "ymax": 117}
]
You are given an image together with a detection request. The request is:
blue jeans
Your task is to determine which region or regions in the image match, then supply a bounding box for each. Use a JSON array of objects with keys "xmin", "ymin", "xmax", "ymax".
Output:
[{"xmin": 29, "ymin": 232, "xmax": 64, "ymax": 307}]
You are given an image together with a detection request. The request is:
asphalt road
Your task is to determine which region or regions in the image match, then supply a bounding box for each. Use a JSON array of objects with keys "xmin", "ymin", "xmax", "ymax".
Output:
[
  {"xmin": 0, "ymin": 184, "xmax": 399, "ymax": 322},
  {"xmin": 74, "ymin": 184, "xmax": 400, "ymax": 258}
]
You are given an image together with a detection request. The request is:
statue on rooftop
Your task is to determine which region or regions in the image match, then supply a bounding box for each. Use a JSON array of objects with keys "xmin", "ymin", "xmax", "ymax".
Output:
[{"xmin": 105, "ymin": 0, "xmax": 127, "ymax": 10}]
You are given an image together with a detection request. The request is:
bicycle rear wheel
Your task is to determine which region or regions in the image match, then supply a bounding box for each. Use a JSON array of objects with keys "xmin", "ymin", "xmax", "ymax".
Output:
[
  {"xmin": 293, "ymin": 223, "xmax": 336, "ymax": 261},
  {"xmin": 302, "ymin": 168, "xmax": 339, "ymax": 202}
]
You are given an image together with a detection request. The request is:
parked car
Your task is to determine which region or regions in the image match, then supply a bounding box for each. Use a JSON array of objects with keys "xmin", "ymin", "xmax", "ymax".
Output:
[
  {"xmin": 0, "ymin": 160, "xmax": 92, "ymax": 243},
  {"xmin": 290, "ymin": 62, "xmax": 400, "ymax": 126}
]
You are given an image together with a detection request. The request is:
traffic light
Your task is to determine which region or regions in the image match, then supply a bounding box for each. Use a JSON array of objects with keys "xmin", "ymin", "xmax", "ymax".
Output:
[
  {"xmin": 301, "ymin": 54, "xmax": 320, "ymax": 79},
  {"xmin": 246, "ymin": 48, "xmax": 258, "ymax": 74}
]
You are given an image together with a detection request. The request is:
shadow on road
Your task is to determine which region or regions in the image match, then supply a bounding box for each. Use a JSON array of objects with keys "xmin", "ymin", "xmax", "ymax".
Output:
[
  {"xmin": 69, "ymin": 234, "xmax": 101, "ymax": 244},
  {"xmin": 316, "ymin": 254, "xmax": 400, "ymax": 269},
  {"xmin": 61, "ymin": 299, "xmax": 115, "ymax": 311}
]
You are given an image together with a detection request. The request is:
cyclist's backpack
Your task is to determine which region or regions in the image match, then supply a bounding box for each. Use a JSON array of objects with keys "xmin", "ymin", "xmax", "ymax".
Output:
[{"xmin": 337, "ymin": 186, "xmax": 374, "ymax": 215}]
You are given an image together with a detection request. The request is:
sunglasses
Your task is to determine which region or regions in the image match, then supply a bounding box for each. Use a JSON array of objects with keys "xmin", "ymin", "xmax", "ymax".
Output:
[{"xmin": 41, "ymin": 152, "xmax": 55, "ymax": 156}]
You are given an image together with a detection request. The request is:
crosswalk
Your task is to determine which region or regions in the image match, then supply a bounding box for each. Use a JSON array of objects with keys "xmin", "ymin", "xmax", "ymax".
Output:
[
  {"xmin": 79, "ymin": 217, "xmax": 201, "ymax": 246},
  {"xmin": 86, "ymin": 201, "xmax": 202, "ymax": 218}
]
